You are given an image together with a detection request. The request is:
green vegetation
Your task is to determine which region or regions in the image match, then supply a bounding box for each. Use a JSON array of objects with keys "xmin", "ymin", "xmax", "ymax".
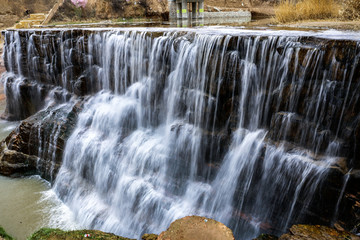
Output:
[
  {"xmin": 0, "ymin": 226, "xmax": 14, "ymax": 240},
  {"xmin": 114, "ymin": 17, "xmax": 148, "ymax": 22},
  {"xmin": 275, "ymin": 0, "xmax": 340, "ymax": 23},
  {"xmin": 28, "ymin": 228, "xmax": 135, "ymax": 240}
]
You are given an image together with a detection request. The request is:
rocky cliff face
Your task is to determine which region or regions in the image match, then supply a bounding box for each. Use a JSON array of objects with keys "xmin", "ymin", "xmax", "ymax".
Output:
[{"xmin": 0, "ymin": 28, "xmax": 360, "ymax": 238}]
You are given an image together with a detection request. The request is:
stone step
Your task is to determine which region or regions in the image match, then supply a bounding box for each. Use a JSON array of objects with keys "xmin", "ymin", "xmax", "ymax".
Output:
[
  {"xmin": 28, "ymin": 13, "xmax": 47, "ymax": 21},
  {"xmin": 14, "ymin": 22, "xmax": 30, "ymax": 29},
  {"xmin": 14, "ymin": 20, "xmax": 43, "ymax": 29},
  {"xmin": 21, "ymin": 20, "xmax": 43, "ymax": 24}
]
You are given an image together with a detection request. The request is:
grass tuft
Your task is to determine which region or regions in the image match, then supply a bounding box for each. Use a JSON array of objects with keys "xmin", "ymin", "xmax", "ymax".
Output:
[
  {"xmin": 0, "ymin": 226, "xmax": 14, "ymax": 240},
  {"xmin": 275, "ymin": 0, "xmax": 341, "ymax": 23},
  {"xmin": 341, "ymin": 0, "xmax": 360, "ymax": 20}
]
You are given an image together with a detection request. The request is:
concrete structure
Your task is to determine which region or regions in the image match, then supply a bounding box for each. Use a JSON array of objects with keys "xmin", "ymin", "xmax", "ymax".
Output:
[
  {"xmin": 205, "ymin": 10, "xmax": 251, "ymax": 19},
  {"xmin": 168, "ymin": 0, "xmax": 204, "ymax": 19},
  {"xmin": 14, "ymin": 13, "xmax": 46, "ymax": 29},
  {"xmin": 168, "ymin": 0, "xmax": 251, "ymax": 21},
  {"xmin": 13, "ymin": 0, "xmax": 64, "ymax": 28}
]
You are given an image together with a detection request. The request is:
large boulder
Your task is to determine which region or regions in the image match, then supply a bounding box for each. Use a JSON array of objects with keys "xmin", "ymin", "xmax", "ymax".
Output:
[
  {"xmin": 158, "ymin": 216, "xmax": 235, "ymax": 240},
  {"xmin": 0, "ymin": 99, "xmax": 81, "ymax": 181}
]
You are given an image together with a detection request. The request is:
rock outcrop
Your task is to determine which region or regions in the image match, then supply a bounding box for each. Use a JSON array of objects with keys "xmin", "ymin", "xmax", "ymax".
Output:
[
  {"xmin": 158, "ymin": 216, "xmax": 235, "ymax": 240},
  {"xmin": 279, "ymin": 224, "xmax": 360, "ymax": 240},
  {"xmin": 0, "ymin": 99, "xmax": 81, "ymax": 181}
]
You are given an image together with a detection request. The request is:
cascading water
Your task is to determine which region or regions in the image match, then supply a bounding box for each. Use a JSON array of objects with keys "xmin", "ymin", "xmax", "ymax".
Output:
[{"xmin": 2, "ymin": 28, "xmax": 360, "ymax": 239}]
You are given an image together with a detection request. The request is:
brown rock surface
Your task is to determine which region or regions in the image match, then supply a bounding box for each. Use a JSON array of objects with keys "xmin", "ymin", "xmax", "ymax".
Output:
[
  {"xmin": 142, "ymin": 233, "xmax": 159, "ymax": 240},
  {"xmin": 0, "ymin": 99, "xmax": 81, "ymax": 181},
  {"xmin": 158, "ymin": 216, "xmax": 235, "ymax": 240},
  {"xmin": 279, "ymin": 225, "xmax": 360, "ymax": 240}
]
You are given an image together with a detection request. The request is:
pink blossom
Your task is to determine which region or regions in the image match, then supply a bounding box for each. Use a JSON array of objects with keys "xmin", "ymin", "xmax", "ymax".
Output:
[{"xmin": 71, "ymin": 0, "xmax": 88, "ymax": 8}]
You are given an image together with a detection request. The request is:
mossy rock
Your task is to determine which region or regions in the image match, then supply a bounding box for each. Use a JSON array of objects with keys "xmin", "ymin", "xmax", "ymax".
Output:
[
  {"xmin": 28, "ymin": 228, "xmax": 135, "ymax": 240},
  {"xmin": 0, "ymin": 226, "xmax": 14, "ymax": 240},
  {"xmin": 141, "ymin": 233, "xmax": 158, "ymax": 240}
]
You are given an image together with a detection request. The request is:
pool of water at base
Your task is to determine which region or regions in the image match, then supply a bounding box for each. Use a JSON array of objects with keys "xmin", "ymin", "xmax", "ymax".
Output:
[{"xmin": 0, "ymin": 84, "xmax": 79, "ymax": 240}]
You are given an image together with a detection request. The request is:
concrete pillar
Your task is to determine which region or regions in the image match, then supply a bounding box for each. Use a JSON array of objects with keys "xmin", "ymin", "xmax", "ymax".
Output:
[
  {"xmin": 177, "ymin": 3, "xmax": 182, "ymax": 19},
  {"xmin": 192, "ymin": 2, "xmax": 197, "ymax": 18},
  {"xmin": 181, "ymin": 0, "xmax": 188, "ymax": 19},
  {"xmin": 168, "ymin": 0, "xmax": 177, "ymax": 20},
  {"xmin": 198, "ymin": 0, "xmax": 204, "ymax": 18},
  {"xmin": 182, "ymin": 19, "xmax": 188, "ymax": 27}
]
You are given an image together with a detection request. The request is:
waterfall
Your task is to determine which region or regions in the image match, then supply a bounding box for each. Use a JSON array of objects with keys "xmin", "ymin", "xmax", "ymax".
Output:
[{"xmin": 2, "ymin": 28, "xmax": 360, "ymax": 239}]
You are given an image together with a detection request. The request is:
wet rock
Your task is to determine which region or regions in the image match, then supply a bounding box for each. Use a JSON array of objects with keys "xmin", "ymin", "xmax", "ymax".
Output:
[
  {"xmin": 2, "ymin": 76, "xmax": 50, "ymax": 121},
  {"xmin": 253, "ymin": 234, "xmax": 278, "ymax": 240},
  {"xmin": 268, "ymin": 112, "xmax": 349, "ymax": 157},
  {"xmin": 279, "ymin": 224, "xmax": 360, "ymax": 240},
  {"xmin": 0, "ymin": 142, "xmax": 38, "ymax": 177},
  {"xmin": 0, "ymin": 100, "xmax": 81, "ymax": 181},
  {"xmin": 340, "ymin": 191, "xmax": 360, "ymax": 232},
  {"xmin": 158, "ymin": 216, "xmax": 235, "ymax": 240}
]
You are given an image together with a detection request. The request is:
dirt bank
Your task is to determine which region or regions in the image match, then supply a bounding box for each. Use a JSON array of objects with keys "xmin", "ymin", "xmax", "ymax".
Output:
[
  {"xmin": 205, "ymin": 0, "xmax": 275, "ymax": 17},
  {"xmin": 0, "ymin": 0, "xmax": 58, "ymax": 28},
  {"xmin": 52, "ymin": 0, "xmax": 168, "ymax": 22}
]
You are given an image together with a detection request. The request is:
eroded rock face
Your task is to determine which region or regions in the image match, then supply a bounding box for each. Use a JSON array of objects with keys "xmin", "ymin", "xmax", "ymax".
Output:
[
  {"xmin": 0, "ymin": 100, "xmax": 81, "ymax": 181},
  {"xmin": 2, "ymin": 76, "xmax": 50, "ymax": 120},
  {"xmin": 279, "ymin": 225, "xmax": 360, "ymax": 240},
  {"xmin": 158, "ymin": 216, "xmax": 235, "ymax": 240}
]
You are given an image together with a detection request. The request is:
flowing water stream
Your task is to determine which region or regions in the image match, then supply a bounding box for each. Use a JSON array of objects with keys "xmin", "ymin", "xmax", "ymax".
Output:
[{"xmin": 1, "ymin": 28, "xmax": 360, "ymax": 239}]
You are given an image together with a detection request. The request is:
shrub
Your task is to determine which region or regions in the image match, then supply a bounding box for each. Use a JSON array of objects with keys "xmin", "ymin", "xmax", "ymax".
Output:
[{"xmin": 341, "ymin": 0, "xmax": 360, "ymax": 19}]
